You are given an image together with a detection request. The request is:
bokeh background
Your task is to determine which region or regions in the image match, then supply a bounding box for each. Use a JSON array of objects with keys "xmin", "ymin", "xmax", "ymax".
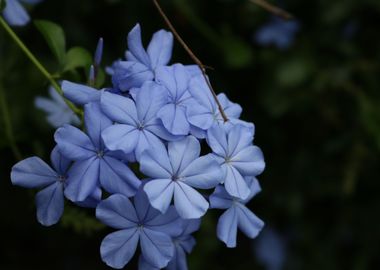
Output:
[{"xmin": 1, "ymin": 0, "xmax": 380, "ymax": 269}]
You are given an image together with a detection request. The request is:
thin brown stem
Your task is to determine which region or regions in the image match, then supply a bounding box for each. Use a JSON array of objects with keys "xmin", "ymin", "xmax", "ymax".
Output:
[
  {"xmin": 250, "ymin": 0, "xmax": 294, "ymax": 20},
  {"xmin": 152, "ymin": 0, "xmax": 228, "ymax": 122}
]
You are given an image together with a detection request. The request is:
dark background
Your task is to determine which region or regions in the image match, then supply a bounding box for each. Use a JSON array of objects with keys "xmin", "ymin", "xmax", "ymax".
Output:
[{"xmin": 1, "ymin": 0, "xmax": 380, "ymax": 269}]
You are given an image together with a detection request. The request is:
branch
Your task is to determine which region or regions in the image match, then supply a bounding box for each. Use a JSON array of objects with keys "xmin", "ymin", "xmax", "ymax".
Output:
[
  {"xmin": 250, "ymin": 0, "xmax": 294, "ymax": 20},
  {"xmin": 152, "ymin": 0, "xmax": 228, "ymax": 122}
]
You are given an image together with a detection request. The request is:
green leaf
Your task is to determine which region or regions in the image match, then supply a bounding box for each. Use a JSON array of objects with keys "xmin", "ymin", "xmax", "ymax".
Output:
[
  {"xmin": 0, "ymin": 0, "xmax": 6, "ymax": 12},
  {"xmin": 34, "ymin": 20, "xmax": 66, "ymax": 65},
  {"xmin": 63, "ymin": 47, "xmax": 92, "ymax": 72}
]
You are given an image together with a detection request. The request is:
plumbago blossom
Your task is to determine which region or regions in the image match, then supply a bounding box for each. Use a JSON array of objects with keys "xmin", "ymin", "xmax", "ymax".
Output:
[{"xmin": 10, "ymin": 24, "xmax": 266, "ymax": 269}]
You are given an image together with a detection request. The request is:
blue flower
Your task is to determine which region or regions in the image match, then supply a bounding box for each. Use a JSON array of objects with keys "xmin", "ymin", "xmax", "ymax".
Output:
[
  {"xmin": 94, "ymin": 37, "xmax": 104, "ymax": 66},
  {"xmin": 187, "ymin": 75, "xmax": 253, "ymax": 135},
  {"xmin": 254, "ymin": 227, "xmax": 287, "ymax": 270},
  {"xmin": 96, "ymin": 189, "xmax": 182, "ymax": 269},
  {"xmin": 255, "ymin": 17, "xmax": 300, "ymax": 50},
  {"xmin": 210, "ymin": 177, "xmax": 264, "ymax": 247},
  {"xmin": 2, "ymin": 0, "xmax": 42, "ymax": 26},
  {"xmin": 207, "ymin": 124, "xmax": 265, "ymax": 200},
  {"xmin": 54, "ymin": 102, "xmax": 140, "ymax": 202},
  {"xmin": 35, "ymin": 86, "xmax": 81, "ymax": 128},
  {"xmin": 110, "ymin": 24, "xmax": 173, "ymax": 91},
  {"xmin": 11, "ymin": 146, "xmax": 69, "ymax": 226},
  {"xmin": 155, "ymin": 63, "xmax": 196, "ymax": 135},
  {"xmin": 100, "ymin": 81, "xmax": 177, "ymax": 160},
  {"xmin": 140, "ymin": 136, "xmax": 222, "ymax": 219}
]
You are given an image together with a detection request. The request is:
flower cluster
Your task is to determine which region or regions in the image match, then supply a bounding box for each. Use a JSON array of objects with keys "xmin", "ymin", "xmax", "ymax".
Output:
[{"xmin": 11, "ymin": 24, "xmax": 266, "ymax": 269}]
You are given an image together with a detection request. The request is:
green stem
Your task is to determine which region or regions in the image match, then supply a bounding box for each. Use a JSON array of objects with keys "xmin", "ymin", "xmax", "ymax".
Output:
[
  {"xmin": 0, "ymin": 82, "xmax": 23, "ymax": 161},
  {"xmin": 0, "ymin": 16, "xmax": 82, "ymax": 116}
]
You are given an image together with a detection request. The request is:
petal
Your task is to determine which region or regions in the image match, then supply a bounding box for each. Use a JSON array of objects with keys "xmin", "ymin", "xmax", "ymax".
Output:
[
  {"xmin": 64, "ymin": 157, "xmax": 100, "ymax": 202},
  {"xmin": 231, "ymin": 146, "xmax": 265, "ymax": 176},
  {"xmin": 181, "ymin": 219, "xmax": 201, "ymax": 236},
  {"xmin": 112, "ymin": 61, "xmax": 154, "ymax": 90},
  {"xmin": 134, "ymin": 188, "xmax": 160, "ymax": 222},
  {"xmin": 100, "ymin": 92, "xmax": 138, "ymax": 125},
  {"xmin": 11, "ymin": 157, "xmax": 57, "ymax": 188},
  {"xmin": 186, "ymin": 104, "xmax": 214, "ymax": 130},
  {"xmin": 223, "ymin": 165, "xmax": 250, "ymax": 200},
  {"xmin": 147, "ymin": 29, "xmax": 173, "ymax": 67},
  {"xmin": 102, "ymin": 125, "xmax": 139, "ymax": 154},
  {"xmin": 140, "ymin": 228, "xmax": 174, "ymax": 268},
  {"xmin": 100, "ymin": 228, "xmax": 140, "ymax": 269},
  {"xmin": 168, "ymin": 136, "xmax": 200, "ymax": 174},
  {"xmin": 241, "ymin": 176, "xmax": 262, "ymax": 204},
  {"xmin": 237, "ymin": 204, "xmax": 264, "ymax": 239},
  {"xmin": 145, "ymin": 119, "xmax": 181, "ymax": 141},
  {"xmin": 217, "ymin": 207, "xmax": 238, "ymax": 248},
  {"xmin": 50, "ymin": 146, "xmax": 71, "ymax": 175},
  {"xmin": 178, "ymin": 235, "xmax": 197, "ymax": 253},
  {"xmin": 54, "ymin": 125, "xmax": 95, "ymax": 160},
  {"xmin": 127, "ymin": 24, "xmax": 151, "ymax": 66},
  {"xmin": 75, "ymin": 187, "xmax": 102, "ymax": 208},
  {"xmin": 146, "ymin": 206, "xmax": 183, "ymax": 237},
  {"xmin": 174, "ymin": 182, "xmax": 209, "ymax": 219},
  {"xmin": 84, "ymin": 102, "xmax": 112, "ymax": 147},
  {"xmin": 181, "ymin": 154, "xmax": 222, "ymax": 189},
  {"xmin": 61, "ymin": 81, "xmax": 100, "ymax": 105},
  {"xmin": 156, "ymin": 64, "xmax": 190, "ymax": 100},
  {"xmin": 166, "ymin": 245, "xmax": 188, "ymax": 270},
  {"xmin": 3, "ymin": 0, "xmax": 30, "ymax": 26},
  {"xmin": 157, "ymin": 104, "xmax": 190, "ymax": 135},
  {"xmin": 34, "ymin": 97, "xmax": 59, "ymax": 114},
  {"xmin": 134, "ymin": 130, "xmax": 166, "ymax": 161},
  {"xmin": 209, "ymin": 185, "xmax": 233, "ymax": 209},
  {"xmin": 140, "ymin": 144, "xmax": 172, "ymax": 179},
  {"xmin": 206, "ymin": 125, "xmax": 228, "ymax": 157},
  {"xmin": 217, "ymin": 93, "xmax": 242, "ymax": 119},
  {"xmin": 188, "ymin": 75, "xmax": 216, "ymax": 112},
  {"xmin": 138, "ymin": 256, "xmax": 160, "ymax": 270},
  {"xmin": 143, "ymin": 179, "xmax": 174, "ymax": 214},
  {"xmin": 96, "ymin": 194, "xmax": 138, "ymax": 229},
  {"xmin": 227, "ymin": 124, "xmax": 254, "ymax": 157},
  {"xmin": 100, "ymin": 157, "xmax": 141, "ymax": 197},
  {"xmin": 136, "ymin": 81, "xmax": 168, "ymax": 123},
  {"xmin": 35, "ymin": 182, "xmax": 64, "ymax": 226}
]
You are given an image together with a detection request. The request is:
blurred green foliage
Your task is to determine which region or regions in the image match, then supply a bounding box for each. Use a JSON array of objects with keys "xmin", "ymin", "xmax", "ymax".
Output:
[{"xmin": 1, "ymin": 0, "xmax": 380, "ymax": 269}]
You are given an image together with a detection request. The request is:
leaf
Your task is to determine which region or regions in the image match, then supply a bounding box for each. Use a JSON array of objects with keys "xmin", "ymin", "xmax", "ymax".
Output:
[
  {"xmin": 34, "ymin": 20, "xmax": 66, "ymax": 66},
  {"xmin": 63, "ymin": 47, "xmax": 92, "ymax": 72}
]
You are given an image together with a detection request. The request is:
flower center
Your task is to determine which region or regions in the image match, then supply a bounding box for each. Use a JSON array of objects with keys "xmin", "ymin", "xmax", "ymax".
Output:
[
  {"xmin": 97, "ymin": 150, "xmax": 104, "ymax": 158},
  {"xmin": 57, "ymin": 175, "xmax": 66, "ymax": 183}
]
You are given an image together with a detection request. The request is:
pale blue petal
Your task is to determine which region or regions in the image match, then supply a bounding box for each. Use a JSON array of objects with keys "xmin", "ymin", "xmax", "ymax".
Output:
[
  {"xmin": 223, "ymin": 165, "xmax": 250, "ymax": 200},
  {"xmin": 100, "ymin": 228, "xmax": 140, "ymax": 269},
  {"xmin": 127, "ymin": 24, "xmax": 151, "ymax": 66},
  {"xmin": 3, "ymin": 0, "xmax": 30, "ymax": 26},
  {"xmin": 138, "ymin": 256, "xmax": 160, "ymax": 270},
  {"xmin": 61, "ymin": 81, "xmax": 100, "ymax": 105},
  {"xmin": 156, "ymin": 64, "xmax": 190, "ymax": 101},
  {"xmin": 34, "ymin": 97, "xmax": 58, "ymax": 114},
  {"xmin": 96, "ymin": 194, "xmax": 138, "ymax": 229},
  {"xmin": 140, "ymin": 228, "xmax": 174, "ymax": 268},
  {"xmin": 134, "ymin": 187, "xmax": 160, "ymax": 222},
  {"xmin": 139, "ymin": 144, "xmax": 172, "ymax": 179},
  {"xmin": 54, "ymin": 125, "xmax": 95, "ymax": 160},
  {"xmin": 217, "ymin": 93, "xmax": 242, "ymax": 119},
  {"xmin": 237, "ymin": 204, "xmax": 264, "ymax": 239},
  {"xmin": 187, "ymin": 104, "xmax": 214, "ymax": 130},
  {"xmin": 206, "ymin": 125, "xmax": 228, "ymax": 157},
  {"xmin": 134, "ymin": 130, "xmax": 166, "ymax": 161},
  {"xmin": 181, "ymin": 154, "xmax": 222, "ymax": 189},
  {"xmin": 242, "ymin": 176, "xmax": 262, "ymax": 204},
  {"xmin": 102, "ymin": 125, "xmax": 139, "ymax": 154},
  {"xmin": 100, "ymin": 157, "xmax": 141, "ymax": 197},
  {"xmin": 157, "ymin": 104, "xmax": 190, "ymax": 135},
  {"xmin": 227, "ymin": 124, "xmax": 254, "ymax": 156},
  {"xmin": 166, "ymin": 245, "xmax": 188, "ymax": 270},
  {"xmin": 112, "ymin": 61, "xmax": 154, "ymax": 90},
  {"xmin": 75, "ymin": 187, "xmax": 101, "ymax": 208},
  {"xmin": 11, "ymin": 157, "xmax": 57, "ymax": 188},
  {"xmin": 231, "ymin": 146, "xmax": 265, "ymax": 176},
  {"xmin": 143, "ymin": 179, "xmax": 174, "ymax": 214},
  {"xmin": 209, "ymin": 185, "xmax": 233, "ymax": 209},
  {"xmin": 50, "ymin": 145, "xmax": 71, "ymax": 175},
  {"xmin": 188, "ymin": 75, "xmax": 216, "ymax": 112},
  {"xmin": 136, "ymin": 81, "xmax": 168, "ymax": 123},
  {"xmin": 35, "ymin": 182, "xmax": 64, "ymax": 226},
  {"xmin": 147, "ymin": 29, "xmax": 173, "ymax": 67},
  {"xmin": 189, "ymin": 124, "xmax": 207, "ymax": 138},
  {"xmin": 100, "ymin": 92, "xmax": 138, "ymax": 125},
  {"xmin": 168, "ymin": 136, "xmax": 200, "ymax": 174},
  {"xmin": 64, "ymin": 157, "xmax": 100, "ymax": 202},
  {"xmin": 217, "ymin": 207, "xmax": 238, "ymax": 248},
  {"xmin": 181, "ymin": 219, "xmax": 201, "ymax": 236},
  {"xmin": 174, "ymin": 182, "xmax": 209, "ymax": 219},
  {"xmin": 145, "ymin": 119, "xmax": 181, "ymax": 141},
  {"xmin": 146, "ymin": 206, "xmax": 183, "ymax": 237},
  {"xmin": 184, "ymin": 65, "xmax": 202, "ymax": 77},
  {"xmin": 84, "ymin": 103, "xmax": 112, "ymax": 148}
]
